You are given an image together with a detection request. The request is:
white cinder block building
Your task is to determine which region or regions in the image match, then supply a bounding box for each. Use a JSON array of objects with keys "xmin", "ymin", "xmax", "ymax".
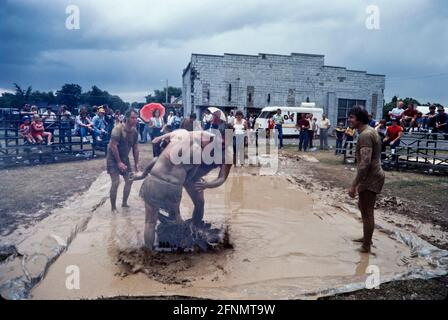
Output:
[{"xmin": 182, "ymin": 52, "xmax": 385, "ymax": 125}]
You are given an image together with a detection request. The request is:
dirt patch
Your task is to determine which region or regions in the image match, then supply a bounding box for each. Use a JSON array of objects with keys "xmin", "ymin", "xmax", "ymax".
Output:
[{"xmin": 321, "ymin": 277, "xmax": 448, "ymax": 300}]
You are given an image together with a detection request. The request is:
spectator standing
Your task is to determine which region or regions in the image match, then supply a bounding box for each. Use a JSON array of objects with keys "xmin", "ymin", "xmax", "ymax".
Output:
[
  {"xmin": 319, "ymin": 114, "xmax": 331, "ymax": 150},
  {"xmin": 227, "ymin": 112, "xmax": 235, "ymax": 126},
  {"xmin": 272, "ymin": 109, "xmax": 284, "ymax": 149},
  {"xmin": 203, "ymin": 110, "xmax": 212, "ymax": 130},
  {"xmin": 296, "ymin": 113, "xmax": 310, "ymax": 152},
  {"xmin": 42, "ymin": 106, "xmax": 57, "ymax": 142},
  {"xmin": 344, "ymin": 125, "xmax": 356, "ymax": 156},
  {"xmin": 233, "ymin": 110, "xmax": 248, "ymax": 166},
  {"xmin": 58, "ymin": 105, "xmax": 72, "ymax": 144},
  {"xmin": 308, "ymin": 114, "xmax": 316, "ymax": 149},
  {"xmin": 335, "ymin": 122, "xmax": 346, "ymax": 155},
  {"xmin": 149, "ymin": 109, "xmax": 165, "ymax": 157}
]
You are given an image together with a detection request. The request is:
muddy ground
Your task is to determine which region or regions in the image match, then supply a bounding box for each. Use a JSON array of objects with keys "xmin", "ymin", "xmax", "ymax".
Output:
[
  {"xmin": 1, "ymin": 143, "xmax": 447, "ymax": 300},
  {"xmin": 280, "ymin": 147, "xmax": 448, "ymax": 300}
]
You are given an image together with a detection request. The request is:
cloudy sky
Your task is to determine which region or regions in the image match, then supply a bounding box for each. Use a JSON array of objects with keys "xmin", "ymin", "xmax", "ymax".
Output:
[{"xmin": 0, "ymin": 0, "xmax": 447, "ymax": 104}]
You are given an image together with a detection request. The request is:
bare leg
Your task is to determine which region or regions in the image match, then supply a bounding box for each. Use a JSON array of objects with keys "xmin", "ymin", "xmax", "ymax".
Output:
[
  {"xmin": 185, "ymin": 183, "xmax": 205, "ymax": 226},
  {"xmin": 122, "ymin": 175, "xmax": 133, "ymax": 208},
  {"xmin": 358, "ymin": 191, "xmax": 377, "ymax": 253},
  {"xmin": 144, "ymin": 203, "xmax": 159, "ymax": 250},
  {"xmin": 110, "ymin": 173, "xmax": 120, "ymax": 212}
]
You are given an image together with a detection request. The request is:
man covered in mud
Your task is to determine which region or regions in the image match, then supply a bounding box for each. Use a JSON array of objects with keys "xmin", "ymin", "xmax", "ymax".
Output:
[
  {"xmin": 107, "ymin": 109, "xmax": 140, "ymax": 212},
  {"xmin": 137, "ymin": 129, "xmax": 228, "ymax": 250},
  {"xmin": 135, "ymin": 110, "xmax": 233, "ymax": 229},
  {"xmin": 347, "ymin": 106, "xmax": 385, "ymax": 254}
]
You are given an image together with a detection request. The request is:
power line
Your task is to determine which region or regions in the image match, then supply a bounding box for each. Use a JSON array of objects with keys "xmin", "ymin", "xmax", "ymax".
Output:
[{"xmin": 387, "ymin": 72, "xmax": 448, "ymax": 82}]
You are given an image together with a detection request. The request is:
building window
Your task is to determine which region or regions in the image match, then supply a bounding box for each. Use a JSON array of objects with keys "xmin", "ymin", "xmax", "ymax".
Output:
[
  {"xmin": 247, "ymin": 86, "xmax": 254, "ymax": 107},
  {"xmin": 338, "ymin": 99, "xmax": 366, "ymax": 125},
  {"xmin": 267, "ymin": 94, "xmax": 271, "ymax": 104},
  {"xmin": 228, "ymin": 84, "xmax": 232, "ymax": 102}
]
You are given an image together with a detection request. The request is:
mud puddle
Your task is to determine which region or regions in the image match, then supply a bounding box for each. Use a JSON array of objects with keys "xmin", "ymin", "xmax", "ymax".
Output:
[{"xmin": 26, "ymin": 169, "xmax": 447, "ymax": 300}]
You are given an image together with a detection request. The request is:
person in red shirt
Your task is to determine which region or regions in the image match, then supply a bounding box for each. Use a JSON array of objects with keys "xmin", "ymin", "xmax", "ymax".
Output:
[
  {"xmin": 296, "ymin": 113, "xmax": 310, "ymax": 152},
  {"xmin": 401, "ymin": 103, "xmax": 418, "ymax": 129},
  {"xmin": 19, "ymin": 116, "xmax": 36, "ymax": 144},
  {"xmin": 382, "ymin": 119, "xmax": 403, "ymax": 158},
  {"xmin": 31, "ymin": 115, "xmax": 53, "ymax": 146}
]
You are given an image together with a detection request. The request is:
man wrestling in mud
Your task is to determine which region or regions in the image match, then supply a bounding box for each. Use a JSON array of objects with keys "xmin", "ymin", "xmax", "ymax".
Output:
[
  {"xmin": 347, "ymin": 106, "xmax": 385, "ymax": 253},
  {"xmin": 133, "ymin": 128, "xmax": 230, "ymax": 250},
  {"xmin": 107, "ymin": 109, "xmax": 140, "ymax": 212}
]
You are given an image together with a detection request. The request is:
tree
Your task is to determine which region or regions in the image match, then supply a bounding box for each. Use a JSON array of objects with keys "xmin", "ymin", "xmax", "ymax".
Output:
[
  {"xmin": 145, "ymin": 86, "xmax": 182, "ymax": 103},
  {"xmin": 56, "ymin": 84, "xmax": 82, "ymax": 112}
]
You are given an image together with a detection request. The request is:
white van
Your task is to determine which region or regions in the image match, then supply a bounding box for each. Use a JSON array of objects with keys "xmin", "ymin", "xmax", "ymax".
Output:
[{"xmin": 255, "ymin": 104, "xmax": 324, "ymax": 136}]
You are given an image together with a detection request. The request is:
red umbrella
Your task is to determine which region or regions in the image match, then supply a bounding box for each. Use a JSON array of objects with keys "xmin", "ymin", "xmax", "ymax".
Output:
[{"xmin": 140, "ymin": 103, "xmax": 165, "ymax": 122}]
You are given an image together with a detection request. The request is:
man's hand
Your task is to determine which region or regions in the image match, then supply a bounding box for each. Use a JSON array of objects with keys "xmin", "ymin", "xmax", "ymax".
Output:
[
  {"xmin": 152, "ymin": 136, "xmax": 162, "ymax": 144},
  {"xmin": 348, "ymin": 185, "xmax": 357, "ymax": 199},
  {"xmin": 194, "ymin": 180, "xmax": 207, "ymax": 192},
  {"xmin": 118, "ymin": 162, "xmax": 128, "ymax": 172}
]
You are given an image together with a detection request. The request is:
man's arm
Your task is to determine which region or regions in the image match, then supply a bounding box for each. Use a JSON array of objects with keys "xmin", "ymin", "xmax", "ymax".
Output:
[
  {"xmin": 197, "ymin": 164, "xmax": 232, "ymax": 190},
  {"xmin": 133, "ymin": 142, "xmax": 140, "ymax": 172},
  {"xmin": 351, "ymin": 147, "xmax": 372, "ymax": 190},
  {"xmin": 109, "ymin": 140, "xmax": 126, "ymax": 172},
  {"xmin": 132, "ymin": 157, "xmax": 158, "ymax": 181}
]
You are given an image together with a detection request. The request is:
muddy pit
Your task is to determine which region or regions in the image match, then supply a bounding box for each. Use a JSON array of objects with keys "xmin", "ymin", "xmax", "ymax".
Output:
[{"xmin": 8, "ymin": 168, "xmax": 441, "ymax": 300}]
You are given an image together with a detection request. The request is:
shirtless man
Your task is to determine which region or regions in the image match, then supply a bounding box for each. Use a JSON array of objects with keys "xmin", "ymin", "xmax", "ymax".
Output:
[
  {"xmin": 136, "ymin": 115, "xmax": 233, "ymax": 229},
  {"xmin": 107, "ymin": 109, "xmax": 140, "ymax": 212},
  {"xmin": 347, "ymin": 106, "xmax": 385, "ymax": 254},
  {"xmin": 137, "ymin": 130, "xmax": 217, "ymax": 250}
]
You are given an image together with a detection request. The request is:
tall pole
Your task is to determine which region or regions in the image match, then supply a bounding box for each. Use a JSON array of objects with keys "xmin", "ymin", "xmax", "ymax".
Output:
[{"xmin": 165, "ymin": 79, "xmax": 169, "ymax": 104}]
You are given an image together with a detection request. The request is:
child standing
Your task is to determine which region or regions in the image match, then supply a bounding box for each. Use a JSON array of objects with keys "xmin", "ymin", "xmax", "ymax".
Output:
[{"xmin": 335, "ymin": 122, "xmax": 346, "ymax": 155}]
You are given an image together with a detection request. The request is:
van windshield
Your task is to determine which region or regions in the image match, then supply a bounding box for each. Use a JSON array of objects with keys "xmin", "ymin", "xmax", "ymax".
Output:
[{"xmin": 258, "ymin": 111, "xmax": 277, "ymax": 119}]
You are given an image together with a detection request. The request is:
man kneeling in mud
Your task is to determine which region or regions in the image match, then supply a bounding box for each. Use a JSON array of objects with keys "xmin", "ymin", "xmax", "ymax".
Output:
[{"xmin": 137, "ymin": 129, "xmax": 217, "ymax": 250}]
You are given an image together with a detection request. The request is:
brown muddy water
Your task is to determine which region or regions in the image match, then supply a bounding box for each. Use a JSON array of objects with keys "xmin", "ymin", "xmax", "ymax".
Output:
[{"xmin": 28, "ymin": 169, "xmax": 441, "ymax": 300}]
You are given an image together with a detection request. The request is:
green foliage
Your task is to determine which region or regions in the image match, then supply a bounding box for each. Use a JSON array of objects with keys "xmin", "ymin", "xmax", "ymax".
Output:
[
  {"xmin": 145, "ymin": 86, "xmax": 182, "ymax": 103},
  {"xmin": 0, "ymin": 83, "xmax": 130, "ymax": 113}
]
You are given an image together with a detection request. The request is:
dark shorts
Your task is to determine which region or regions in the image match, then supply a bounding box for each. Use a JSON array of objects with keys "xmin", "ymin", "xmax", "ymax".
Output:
[{"xmin": 139, "ymin": 175, "xmax": 183, "ymax": 210}]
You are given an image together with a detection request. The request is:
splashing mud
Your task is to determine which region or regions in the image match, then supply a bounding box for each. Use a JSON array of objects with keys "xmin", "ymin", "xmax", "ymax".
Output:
[{"xmin": 11, "ymin": 170, "xmax": 447, "ymax": 300}]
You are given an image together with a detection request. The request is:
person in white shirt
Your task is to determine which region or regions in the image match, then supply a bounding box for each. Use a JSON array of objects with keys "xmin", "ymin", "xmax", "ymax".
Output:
[
  {"xmin": 227, "ymin": 111, "xmax": 235, "ymax": 126},
  {"xmin": 319, "ymin": 114, "xmax": 331, "ymax": 150},
  {"xmin": 233, "ymin": 110, "xmax": 248, "ymax": 166},
  {"xmin": 389, "ymin": 100, "xmax": 405, "ymax": 121}
]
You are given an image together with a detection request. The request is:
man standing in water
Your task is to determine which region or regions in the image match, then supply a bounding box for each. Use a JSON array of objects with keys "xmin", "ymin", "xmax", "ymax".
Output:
[
  {"xmin": 348, "ymin": 106, "xmax": 385, "ymax": 254},
  {"xmin": 107, "ymin": 109, "xmax": 140, "ymax": 212}
]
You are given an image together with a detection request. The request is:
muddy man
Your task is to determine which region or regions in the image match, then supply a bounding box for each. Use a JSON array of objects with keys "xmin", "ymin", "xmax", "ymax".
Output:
[{"xmin": 135, "ymin": 129, "xmax": 231, "ymax": 250}]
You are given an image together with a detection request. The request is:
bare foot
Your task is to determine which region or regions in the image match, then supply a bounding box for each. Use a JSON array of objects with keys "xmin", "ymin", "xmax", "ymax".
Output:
[
  {"xmin": 112, "ymin": 207, "xmax": 119, "ymax": 213},
  {"xmin": 357, "ymin": 246, "xmax": 376, "ymax": 256},
  {"xmin": 121, "ymin": 203, "xmax": 131, "ymax": 208},
  {"xmin": 352, "ymin": 238, "xmax": 373, "ymax": 245}
]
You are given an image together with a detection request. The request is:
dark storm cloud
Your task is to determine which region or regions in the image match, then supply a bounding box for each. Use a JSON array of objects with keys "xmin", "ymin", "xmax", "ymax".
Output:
[{"xmin": 0, "ymin": 0, "xmax": 447, "ymax": 103}]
